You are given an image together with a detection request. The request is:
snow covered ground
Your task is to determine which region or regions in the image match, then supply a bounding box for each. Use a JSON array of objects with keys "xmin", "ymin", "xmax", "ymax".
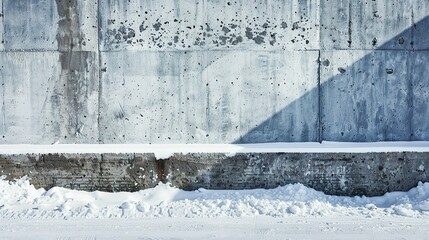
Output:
[{"xmin": 1, "ymin": 177, "xmax": 429, "ymax": 239}]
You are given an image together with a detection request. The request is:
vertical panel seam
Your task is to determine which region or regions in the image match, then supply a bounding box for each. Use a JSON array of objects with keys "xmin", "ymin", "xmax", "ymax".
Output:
[
  {"xmin": 317, "ymin": 50, "xmax": 321, "ymax": 143},
  {"xmin": 1, "ymin": 0, "xmax": 4, "ymax": 50},
  {"xmin": 407, "ymin": 50, "xmax": 413, "ymax": 140},
  {"xmin": 97, "ymin": 0, "xmax": 102, "ymax": 143},
  {"xmin": 317, "ymin": 0, "xmax": 322, "ymax": 143}
]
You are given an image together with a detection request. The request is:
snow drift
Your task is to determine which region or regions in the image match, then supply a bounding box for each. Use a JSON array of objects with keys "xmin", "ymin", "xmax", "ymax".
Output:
[{"xmin": 1, "ymin": 176, "xmax": 429, "ymax": 219}]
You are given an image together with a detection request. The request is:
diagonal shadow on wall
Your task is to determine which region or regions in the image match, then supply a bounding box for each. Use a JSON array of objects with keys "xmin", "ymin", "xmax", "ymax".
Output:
[
  {"xmin": 234, "ymin": 15, "xmax": 429, "ymax": 143},
  {"xmin": 165, "ymin": 16, "xmax": 429, "ymax": 197}
]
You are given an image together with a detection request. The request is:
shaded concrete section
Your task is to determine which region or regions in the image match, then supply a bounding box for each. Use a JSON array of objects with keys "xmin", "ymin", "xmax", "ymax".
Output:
[
  {"xmin": 411, "ymin": 0, "xmax": 429, "ymax": 50},
  {"xmin": 1, "ymin": 152, "xmax": 428, "ymax": 196},
  {"xmin": 411, "ymin": 51, "xmax": 429, "ymax": 140},
  {"xmin": 320, "ymin": 50, "xmax": 411, "ymax": 141}
]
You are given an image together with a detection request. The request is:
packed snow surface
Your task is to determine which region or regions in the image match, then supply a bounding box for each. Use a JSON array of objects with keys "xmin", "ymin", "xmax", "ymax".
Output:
[{"xmin": 1, "ymin": 177, "xmax": 429, "ymax": 219}]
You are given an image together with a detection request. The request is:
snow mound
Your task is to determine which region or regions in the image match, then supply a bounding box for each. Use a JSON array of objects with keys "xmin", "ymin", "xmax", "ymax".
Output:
[{"xmin": 1, "ymin": 176, "xmax": 429, "ymax": 219}]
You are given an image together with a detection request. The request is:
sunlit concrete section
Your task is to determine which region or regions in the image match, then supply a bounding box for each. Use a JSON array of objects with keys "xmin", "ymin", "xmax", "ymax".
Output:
[
  {"xmin": 0, "ymin": 52, "xmax": 99, "ymax": 144},
  {"xmin": 99, "ymin": 50, "xmax": 319, "ymax": 143},
  {"xmin": 98, "ymin": 0, "xmax": 320, "ymax": 51},
  {"xmin": 2, "ymin": 0, "xmax": 97, "ymax": 51}
]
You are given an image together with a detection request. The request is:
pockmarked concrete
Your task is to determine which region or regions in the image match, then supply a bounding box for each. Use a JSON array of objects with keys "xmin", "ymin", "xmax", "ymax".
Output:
[{"xmin": 1, "ymin": 1, "xmax": 429, "ymax": 143}]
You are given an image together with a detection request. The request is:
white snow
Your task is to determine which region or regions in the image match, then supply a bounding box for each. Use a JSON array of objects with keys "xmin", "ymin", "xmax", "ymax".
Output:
[
  {"xmin": 2, "ymin": 142, "xmax": 429, "ymax": 238},
  {"xmin": 1, "ymin": 177, "xmax": 429, "ymax": 239},
  {"xmin": 1, "ymin": 176, "xmax": 429, "ymax": 219},
  {"xmin": 0, "ymin": 141, "xmax": 429, "ymax": 159}
]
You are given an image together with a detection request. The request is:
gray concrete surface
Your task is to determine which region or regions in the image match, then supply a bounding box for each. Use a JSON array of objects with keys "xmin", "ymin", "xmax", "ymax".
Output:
[
  {"xmin": 1, "ymin": 151, "xmax": 428, "ymax": 196},
  {"xmin": 0, "ymin": 0, "xmax": 428, "ymax": 143}
]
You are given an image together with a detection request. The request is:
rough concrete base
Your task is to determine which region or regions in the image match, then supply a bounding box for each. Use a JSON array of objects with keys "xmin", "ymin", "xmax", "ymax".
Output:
[{"xmin": 1, "ymin": 152, "xmax": 428, "ymax": 196}]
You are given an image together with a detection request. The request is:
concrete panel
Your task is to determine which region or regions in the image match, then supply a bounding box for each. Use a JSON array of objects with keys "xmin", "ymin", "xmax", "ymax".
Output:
[
  {"xmin": 410, "ymin": 51, "xmax": 429, "ymax": 140},
  {"xmin": 3, "ymin": 0, "xmax": 97, "ymax": 51},
  {"xmin": 99, "ymin": 0, "xmax": 320, "ymax": 51},
  {"xmin": 99, "ymin": 51, "xmax": 208, "ymax": 143},
  {"xmin": 321, "ymin": 50, "xmax": 411, "ymax": 141},
  {"xmin": 99, "ymin": 50, "xmax": 319, "ymax": 143},
  {"xmin": 223, "ymin": 51, "xmax": 320, "ymax": 143},
  {"xmin": 411, "ymin": 1, "xmax": 429, "ymax": 50},
  {"xmin": 320, "ymin": 0, "xmax": 412, "ymax": 50},
  {"xmin": 0, "ymin": 52, "xmax": 98, "ymax": 144}
]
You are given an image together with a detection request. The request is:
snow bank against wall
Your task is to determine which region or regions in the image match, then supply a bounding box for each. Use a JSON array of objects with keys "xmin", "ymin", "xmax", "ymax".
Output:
[{"xmin": 1, "ymin": 176, "xmax": 429, "ymax": 219}]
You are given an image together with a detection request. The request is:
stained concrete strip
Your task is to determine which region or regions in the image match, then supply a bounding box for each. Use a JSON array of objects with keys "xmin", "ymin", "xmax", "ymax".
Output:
[{"xmin": 1, "ymin": 142, "xmax": 429, "ymax": 196}]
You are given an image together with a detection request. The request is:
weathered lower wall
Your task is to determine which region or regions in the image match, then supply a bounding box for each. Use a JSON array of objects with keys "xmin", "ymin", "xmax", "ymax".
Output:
[
  {"xmin": 0, "ymin": 0, "xmax": 428, "ymax": 144},
  {"xmin": 1, "ymin": 152, "xmax": 428, "ymax": 196}
]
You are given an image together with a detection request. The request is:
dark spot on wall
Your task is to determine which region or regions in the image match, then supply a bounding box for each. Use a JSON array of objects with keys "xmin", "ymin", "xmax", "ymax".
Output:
[
  {"xmin": 222, "ymin": 26, "xmax": 230, "ymax": 34},
  {"xmin": 229, "ymin": 23, "xmax": 238, "ymax": 29},
  {"xmin": 245, "ymin": 27, "xmax": 253, "ymax": 39},
  {"xmin": 292, "ymin": 22, "xmax": 299, "ymax": 30},
  {"xmin": 205, "ymin": 23, "xmax": 212, "ymax": 32},
  {"xmin": 398, "ymin": 36, "xmax": 405, "ymax": 44},
  {"xmin": 269, "ymin": 33, "xmax": 276, "ymax": 46},
  {"xmin": 173, "ymin": 36, "xmax": 179, "ymax": 43},
  {"xmin": 386, "ymin": 68, "xmax": 394, "ymax": 74},
  {"xmin": 139, "ymin": 22, "xmax": 148, "ymax": 32},
  {"xmin": 281, "ymin": 21, "xmax": 288, "ymax": 29},
  {"xmin": 231, "ymin": 36, "xmax": 243, "ymax": 45},
  {"xmin": 219, "ymin": 36, "xmax": 228, "ymax": 45},
  {"xmin": 338, "ymin": 67, "xmax": 346, "ymax": 74},
  {"xmin": 253, "ymin": 35, "xmax": 264, "ymax": 44},
  {"xmin": 373, "ymin": 11, "xmax": 380, "ymax": 18},
  {"xmin": 118, "ymin": 26, "xmax": 127, "ymax": 35},
  {"xmin": 322, "ymin": 59, "xmax": 330, "ymax": 66},
  {"xmin": 153, "ymin": 22, "xmax": 162, "ymax": 31},
  {"xmin": 372, "ymin": 37, "xmax": 377, "ymax": 46},
  {"xmin": 127, "ymin": 29, "xmax": 135, "ymax": 38}
]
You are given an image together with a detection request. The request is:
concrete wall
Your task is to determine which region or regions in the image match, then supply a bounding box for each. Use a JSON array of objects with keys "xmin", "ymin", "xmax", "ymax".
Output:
[
  {"xmin": 0, "ymin": 0, "xmax": 428, "ymax": 144},
  {"xmin": 2, "ymin": 151, "xmax": 428, "ymax": 196}
]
